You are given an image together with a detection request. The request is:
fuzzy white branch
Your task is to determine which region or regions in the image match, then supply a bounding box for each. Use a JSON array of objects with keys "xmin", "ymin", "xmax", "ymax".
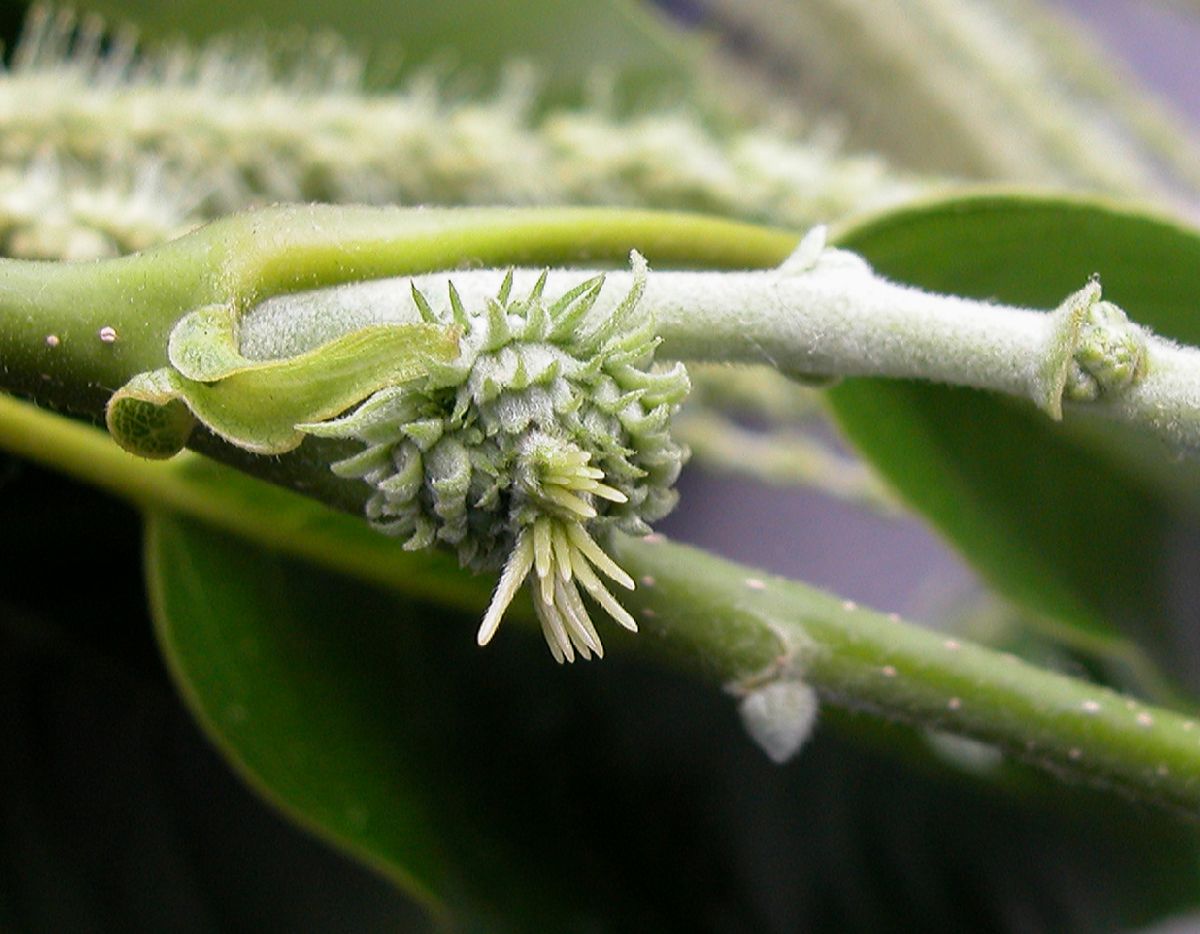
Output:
[{"xmin": 241, "ymin": 232, "xmax": 1200, "ymax": 456}]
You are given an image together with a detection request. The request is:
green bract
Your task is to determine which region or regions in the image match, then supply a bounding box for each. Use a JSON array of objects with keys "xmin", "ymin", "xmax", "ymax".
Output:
[
  {"xmin": 302, "ymin": 254, "xmax": 690, "ymax": 661},
  {"xmin": 106, "ymin": 308, "xmax": 459, "ymax": 457}
]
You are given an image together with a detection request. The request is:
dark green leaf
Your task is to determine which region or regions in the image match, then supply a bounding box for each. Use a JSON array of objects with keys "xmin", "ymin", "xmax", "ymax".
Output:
[{"xmin": 0, "ymin": 464, "xmax": 422, "ymax": 933}]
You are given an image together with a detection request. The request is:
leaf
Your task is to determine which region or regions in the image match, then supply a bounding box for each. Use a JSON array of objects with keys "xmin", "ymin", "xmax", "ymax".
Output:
[
  {"xmin": 107, "ymin": 317, "xmax": 457, "ymax": 456},
  {"xmin": 145, "ymin": 513, "xmax": 608, "ymax": 929},
  {"xmin": 69, "ymin": 0, "xmax": 701, "ymax": 107},
  {"xmin": 828, "ymin": 192, "xmax": 1200, "ymax": 692},
  {"xmin": 0, "ymin": 463, "xmax": 424, "ymax": 932},
  {"xmin": 145, "ymin": 511, "xmax": 1200, "ymax": 931}
]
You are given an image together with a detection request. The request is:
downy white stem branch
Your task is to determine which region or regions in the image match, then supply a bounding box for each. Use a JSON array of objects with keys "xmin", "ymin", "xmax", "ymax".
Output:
[{"xmin": 241, "ymin": 230, "xmax": 1200, "ymax": 455}]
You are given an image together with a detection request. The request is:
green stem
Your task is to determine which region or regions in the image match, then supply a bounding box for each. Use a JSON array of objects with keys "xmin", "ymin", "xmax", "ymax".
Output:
[
  {"xmin": 5, "ymin": 389, "xmax": 1200, "ymax": 815},
  {"xmin": 14, "ymin": 203, "xmax": 1194, "ymax": 464},
  {"xmin": 0, "ymin": 204, "xmax": 795, "ymax": 422},
  {"xmin": 612, "ymin": 534, "xmax": 1200, "ymax": 814},
  {"xmin": 0, "ymin": 251, "xmax": 197, "ymax": 413}
]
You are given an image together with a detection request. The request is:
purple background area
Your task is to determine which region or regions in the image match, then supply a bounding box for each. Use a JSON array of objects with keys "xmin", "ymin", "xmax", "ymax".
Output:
[{"xmin": 1052, "ymin": 0, "xmax": 1200, "ymax": 128}]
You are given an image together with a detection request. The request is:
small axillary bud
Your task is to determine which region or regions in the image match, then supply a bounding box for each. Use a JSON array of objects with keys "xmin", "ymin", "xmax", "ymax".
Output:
[
  {"xmin": 1065, "ymin": 299, "xmax": 1148, "ymax": 402},
  {"xmin": 1040, "ymin": 280, "xmax": 1149, "ymax": 418},
  {"xmin": 726, "ymin": 630, "xmax": 822, "ymax": 765}
]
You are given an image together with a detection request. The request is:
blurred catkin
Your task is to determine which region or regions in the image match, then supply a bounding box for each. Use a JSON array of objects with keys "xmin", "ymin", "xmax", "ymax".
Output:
[
  {"xmin": 679, "ymin": 0, "xmax": 1200, "ymax": 204},
  {"xmin": 0, "ymin": 4, "xmax": 926, "ymax": 254}
]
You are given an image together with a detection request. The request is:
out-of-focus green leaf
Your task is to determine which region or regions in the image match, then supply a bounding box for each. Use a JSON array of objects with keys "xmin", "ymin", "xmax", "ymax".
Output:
[
  {"xmin": 146, "ymin": 512, "xmax": 645, "ymax": 930},
  {"xmin": 145, "ymin": 511, "xmax": 1200, "ymax": 931},
  {"xmin": 0, "ymin": 463, "xmax": 422, "ymax": 932},
  {"xmin": 70, "ymin": 0, "xmax": 700, "ymax": 107},
  {"xmin": 829, "ymin": 193, "xmax": 1200, "ymax": 691}
]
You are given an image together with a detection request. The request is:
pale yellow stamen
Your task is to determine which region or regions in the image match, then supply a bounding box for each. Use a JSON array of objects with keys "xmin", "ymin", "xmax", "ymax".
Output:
[
  {"xmin": 533, "ymin": 517, "xmax": 553, "ymax": 580},
  {"xmin": 566, "ymin": 523, "xmax": 635, "ymax": 590},
  {"xmin": 556, "ymin": 576, "xmax": 603, "ymax": 657},
  {"xmin": 550, "ymin": 522, "xmax": 574, "ymax": 581},
  {"xmin": 534, "ymin": 590, "xmax": 575, "ymax": 663},
  {"xmin": 477, "ymin": 529, "xmax": 534, "ymax": 646},
  {"xmin": 542, "ymin": 485, "xmax": 597, "ymax": 518},
  {"xmin": 480, "ymin": 508, "xmax": 638, "ymax": 659},
  {"xmin": 571, "ymin": 552, "xmax": 638, "ymax": 632},
  {"xmin": 590, "ymin": 483, "xmax": 628, "ymax": 503}
]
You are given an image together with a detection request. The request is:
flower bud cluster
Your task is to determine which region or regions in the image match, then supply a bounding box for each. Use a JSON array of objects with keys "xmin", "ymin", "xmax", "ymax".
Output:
[{"xmin": 304, "ymin": 255, "xmax": 689, "ymax": 660}]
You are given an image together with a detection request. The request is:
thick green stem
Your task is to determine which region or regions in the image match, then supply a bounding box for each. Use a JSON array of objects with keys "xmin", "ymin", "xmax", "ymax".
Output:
[
  {"xmin": 0, "ymin": 204, "xmax": 795, "ymax": 424},
  {"xmin": 0, "ymin": 251, "xmax": 198, "ymax": 413},
  {"xmin": 5, "ymin": 389, "xmax": 1199, "ymax": 815},
  {"xmin": 612, "ymin": 534, "xmax": 1200, "ymax": 814}
]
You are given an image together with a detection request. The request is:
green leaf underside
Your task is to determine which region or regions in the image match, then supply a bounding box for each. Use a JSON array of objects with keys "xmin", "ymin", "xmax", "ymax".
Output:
[
  {"xmin": 145, "ymin": 513, "xmax": 1200, "ymax": 931},
  {"xmin": 830, "ymin": 193, "xmax": 1200, "ymax": 694}
]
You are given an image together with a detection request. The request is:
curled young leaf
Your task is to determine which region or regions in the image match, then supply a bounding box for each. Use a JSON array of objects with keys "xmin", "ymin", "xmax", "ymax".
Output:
[{"xmin": 107, "ymin": 314, "xmax": 459, "ymax": 457}]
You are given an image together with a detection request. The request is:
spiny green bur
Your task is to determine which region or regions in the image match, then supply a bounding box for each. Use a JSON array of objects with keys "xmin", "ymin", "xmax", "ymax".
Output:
[
  {"xmin": 303, "ymin": 255, "xmax": 690, "ymax": 661},
  {"xmin": 106, "ymin": 238, "xmax": 691, "ymax": 663},
  {"xmin": 304, "ymin": 258, "xmax": 689, "ymax": 568}
]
